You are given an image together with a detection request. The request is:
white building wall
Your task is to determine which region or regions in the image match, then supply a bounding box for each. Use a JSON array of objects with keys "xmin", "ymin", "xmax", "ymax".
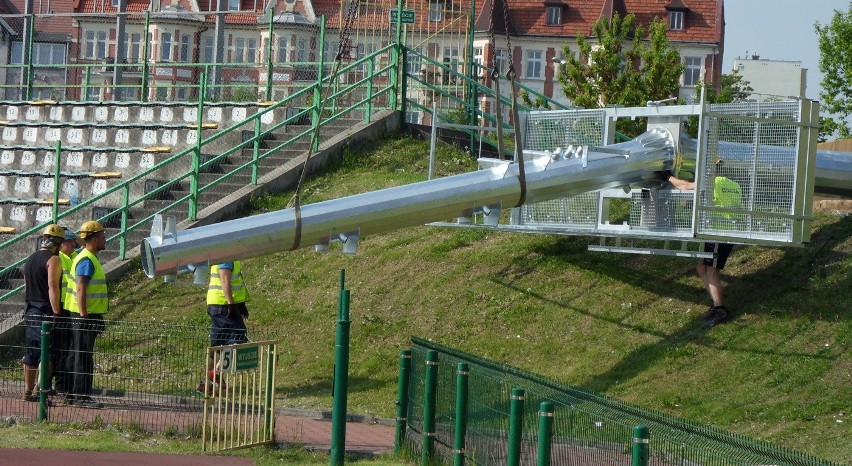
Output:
[{"xmin": 732, "ymin": 57, "xmax": 807, "ymax": 101}]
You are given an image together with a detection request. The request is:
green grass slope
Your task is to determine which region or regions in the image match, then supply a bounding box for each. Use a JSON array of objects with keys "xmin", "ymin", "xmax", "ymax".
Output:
[{"xmin": 111, "ymin": 134, "xmax": 851, "ymax": 463}]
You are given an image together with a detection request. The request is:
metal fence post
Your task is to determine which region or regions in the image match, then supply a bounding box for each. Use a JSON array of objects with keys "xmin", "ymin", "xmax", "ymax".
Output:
[
  {"xmin": 329, "ymin": 285, "xmax": 351, "ymax": 466},
  {"xmin": 394, "ymin": 349, "xmax": 412, "ymax": 455},
  {"xmin": 453, "ymin": 362, "xmax": 469, "ymax": 466},
  {"xmin": 537, "ymin": 401, "xmax": 554, "ymax": 466},
  {"xmin": 632, "ymin": 425, "xmax": 650, "ymax": 466},
  {"xmin": 38, "ymin": 321, "xmax": 52, "ymax": 422},
  {"xmin": 507, "ymin": 388, "xmax": 525, "ymax": 466},
  {"xmin": 421, "ymin": 350, "xmax": 438, "ymax": 466}
]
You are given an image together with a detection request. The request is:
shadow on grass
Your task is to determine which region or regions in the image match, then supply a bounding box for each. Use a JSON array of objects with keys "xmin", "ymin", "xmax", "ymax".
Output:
[
  {"xmin": 278, "ymin": 375, "xmax": 393, "ymax": 399},
  {"xmin": 488, "ymin": 215, "xmax": 850, "ymax": 393}
]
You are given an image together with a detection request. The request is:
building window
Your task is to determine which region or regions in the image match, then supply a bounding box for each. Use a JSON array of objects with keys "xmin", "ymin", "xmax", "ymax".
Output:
[
  {"xmin": 429, "ymin": 2, "xmax": 443, "ymax": 22},
  {"xmin": 669, "ymin": 10, "xmax": 684, "ymax": 30},
  {"xmin": 179, "ymin": 35, "xmax": 190, "ymax": 62},
  {"xmin": 84, "ymin": 31, "xmax": 108, "ymax": 60},
  {"xmin": 278, "ymin": 36, "xmax": 291, "ymax": 62},
  {"xmin": 683, "ymin": 56, "xmax": 702, "ymax": 86},
  {"xmin": 525, "ymin": 50, "xmax": 543, "ymax": 79},
  {"xmin": 203, "ymin": 36, "xmax": 215, "ymax": 63},
  {"xmin": 234, "ymin": 38, "xmax": 246, "ymax": 63},
  {"xmin": 160, "ymin": 32, "xmax": 172, "ymax": 61},
  {"xmin": 246, "ymin": 38, "xmax": 257, "ymax": 63},
  {"xmin": 495, "ymin": 48, "xmax": 508, "ymax": 74},
  {"xmin": 406, "ymin": 46, "xmax": 423, "ymax": 75},
  {"xmin": 111, "ymin": 0, "xmax": 118, "ymax": 7},
  {"xmin": 228, "ymin": 0, "xmax": 240, "ymax": 11},
  {"xmin": 324, "ymin": 40, "xmax": 339, "ymax": 63},
  {"xmin": 405, "ymin": 111, "xmax": 421, "ymax": 124},
  {"xmin": 129, "ymin": 33, "xmax": 142, "ymax": 62},
  {"xmin": 546, "ymin": 6, "xmax": 562, "ymax": 26},
  {"xmin": 296, "ymin": 38, "xmax": 307, "ymax": 62}
]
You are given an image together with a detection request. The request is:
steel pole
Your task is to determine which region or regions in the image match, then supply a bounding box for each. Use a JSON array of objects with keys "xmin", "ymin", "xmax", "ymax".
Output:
[
  {"xmin": 421, "ymin": 350, "xmax": 438, "ymax": 465},
  {"xmin": 394, "ymin": 349, "xmax": 412, "ymax": 454},
  {"xmin": 452, "ymin": 363, "xmax": 469, "ymax": 466},
  {"xmin": 507, "ymin": 388, "xmax": 525, "ymax": 466},
  {"xmin": 329, "ymin": 288, "xmax": 351, "ymax": 465}
]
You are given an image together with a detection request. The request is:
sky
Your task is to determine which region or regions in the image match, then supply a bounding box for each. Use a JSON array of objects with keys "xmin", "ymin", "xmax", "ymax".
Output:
[{"xmin": 722, "ymin": 0, "xmax": 849, "ymax": 100}]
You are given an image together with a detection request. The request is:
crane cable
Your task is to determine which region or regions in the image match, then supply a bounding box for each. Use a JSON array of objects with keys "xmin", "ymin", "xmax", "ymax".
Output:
[
  {"xmin": 498, "ymin": 0, "xmax": 527, "ymax": 207},
  {"xmin": 288, "ymin": 2, "xmax": 360, "ymax": 251}
]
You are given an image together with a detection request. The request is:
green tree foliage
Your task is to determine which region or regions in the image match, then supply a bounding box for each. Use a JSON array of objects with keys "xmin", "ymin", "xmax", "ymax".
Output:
[
  {"xmin": 683, "ymin": 74, "xmax": 753, "ymax": 137},
  {"xmin": 556, "ymin": 14, "xmax": 683, "ymax": 137},
  {"xmin": 815, "ymin": 3, "xmax": 852, "ymax": 139}
]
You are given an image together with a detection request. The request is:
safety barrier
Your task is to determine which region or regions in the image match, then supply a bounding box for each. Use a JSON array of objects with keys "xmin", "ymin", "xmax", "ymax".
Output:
[
  {"xmin": 0, "ymin": 316, "xmax": 274, "ymax": 436},
  {"xmin": 400, "ymin": 338, "xmax": 839, "ymax": 466},
  {"xmin": 202, "ymin": 340, "xmax": 277, "ymax": 451}
]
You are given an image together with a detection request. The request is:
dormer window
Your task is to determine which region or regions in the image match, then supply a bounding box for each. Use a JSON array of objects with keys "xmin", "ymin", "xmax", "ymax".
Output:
[
  {"xmin": 544, "ymin": 2, "xmax": 566, "ymax": 26},
  {"xmin": 668, "ymin": 10, "xmax": 683, "ymax": 29},
  {"xmin": 546, "ymin": 5, "xmax": 562, "ymax": 25},
  {"xmin": 665, "ymin": 0, "xmax": 689, "ymax": 31}
]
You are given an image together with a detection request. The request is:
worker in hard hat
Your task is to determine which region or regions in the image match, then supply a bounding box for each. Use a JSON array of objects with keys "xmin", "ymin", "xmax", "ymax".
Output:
[
  {"xmin": 66, "ymin": 220, "xmax": 108, "ymax": 409},
  {"xmin": 52, "ymin": 227, "xmax": 80, "ymax": 395},
  {"xmin": 21, "ymin": 224, "xmax": 64, "ymax": 402}
]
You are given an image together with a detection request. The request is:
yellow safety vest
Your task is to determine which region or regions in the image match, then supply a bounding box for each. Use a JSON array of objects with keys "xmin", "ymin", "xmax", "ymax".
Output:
[
  {"xmin": 207, "ymin": 261, "xmax": 248, "ymax": 305},
  {"xmin": 69, "ymin": 249, "xmax": 108, "ymax": 315},
  {"xmin": 711, "ymin": 176, "xmax": 743, "ymax": 230},
  {"xmin": 59, "ymin": 251, "xmax": 76, "ymax": 310}
]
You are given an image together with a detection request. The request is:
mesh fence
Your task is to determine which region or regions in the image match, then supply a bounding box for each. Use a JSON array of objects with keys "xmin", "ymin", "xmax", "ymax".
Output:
[
  {"xmin": 699, "ymin": 101, "xmax": 803, "ymax": 242},
  {"xmin": 517, "ymin": 109, "xmax": 608, "ymax": 229},
  {"xmin": 405, "ymin": 337, "xmax": 839, "ymax": 466},
  {"xmin": 0, "ymin": 312, "xmax": 274, "ymax": 435}
]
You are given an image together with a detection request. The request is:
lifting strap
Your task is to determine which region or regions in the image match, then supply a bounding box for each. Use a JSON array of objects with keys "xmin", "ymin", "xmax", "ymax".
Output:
[
  {"xmin": 289, "ymin": 2, "xmax": 359, "ymax": 251},
  {"xmin": 498, "ymin": 0, "xmax": 526, "ymax": 207},
  {"xmin": 488, "ymin": 0, "xmax": 506, "ymax": 160}
]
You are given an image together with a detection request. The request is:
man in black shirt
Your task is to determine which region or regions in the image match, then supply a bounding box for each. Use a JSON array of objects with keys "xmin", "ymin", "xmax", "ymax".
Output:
[{"xmin": 21, "ymin": 224, "xmax": 64, "ymax": 401}]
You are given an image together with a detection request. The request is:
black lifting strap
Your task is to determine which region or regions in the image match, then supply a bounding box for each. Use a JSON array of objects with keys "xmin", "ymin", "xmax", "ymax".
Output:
[{"xmin": 507, "ymin": 65, "xmax": 526, "ymax": 208}]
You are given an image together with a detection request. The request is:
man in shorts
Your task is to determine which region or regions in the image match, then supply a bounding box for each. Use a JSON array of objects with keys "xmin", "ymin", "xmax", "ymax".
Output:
[
  {"xmin": 21, "ymin": 224, "xmax": 64, "ymax": 401},
  {"xmin": 667, "ymin": 162, "xmax": 742, "ymax": 329}
]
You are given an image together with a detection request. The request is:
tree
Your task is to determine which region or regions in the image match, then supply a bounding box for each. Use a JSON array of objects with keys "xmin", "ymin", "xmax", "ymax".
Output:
[
  {"xmin": 556, "ymin": 14, "xmax": 683, "ymax": 137},
  {"xmin": 683, "ymin": 73, "xmax": 753, "ymax": 137},
  {"xmin": 815, "ymin": 3, "xmax": 852, "ymax": 139}
]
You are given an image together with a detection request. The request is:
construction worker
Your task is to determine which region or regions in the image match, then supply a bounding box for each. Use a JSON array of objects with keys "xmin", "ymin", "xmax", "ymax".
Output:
[
  {"xmin": 67, "ymin": 220, "xmax": 108, "ymax": 408},
  {"xmin": 21, "ymin": 224, "xmax": 64, "ymax": 402},
  {"xmin": 666, "ymin": 160, "xmax": 743, "ymax": 329},
  {"xmin": 52, "ymin": 227, "xmax": 79, "ymax": 395},
  {"xmin": 199, "ymin": 261, "xmax": 250, "ymax": 395}
]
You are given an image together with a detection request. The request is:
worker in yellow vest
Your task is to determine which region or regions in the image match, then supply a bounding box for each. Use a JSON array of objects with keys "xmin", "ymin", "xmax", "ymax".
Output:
[
  {"xmin": 198, "ymin": 261, "xmax": 250, "ymax": 396},
  {"xmin": 666, "ymin": 160, "xmax": 743, "ymax": 330},
  {"xmin": 52, "ymin": 227, "xmax": 79, "ymax": 395},
  {"xmin": 21, "ymin": 224, "xmax": 64, "ymax": 402},
  {"xmin": 67, "ymin": 220, "xmax": 108, "ymax": 409}
]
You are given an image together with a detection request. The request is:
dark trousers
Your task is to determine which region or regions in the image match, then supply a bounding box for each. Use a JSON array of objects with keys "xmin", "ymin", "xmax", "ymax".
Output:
[
  {"xmin": 66, "ymin": 314, "xmax": 104, "ymax": 396},
  {"xmin": 52, "ymin": 311, "xmax": 72, "ymax": 392}
]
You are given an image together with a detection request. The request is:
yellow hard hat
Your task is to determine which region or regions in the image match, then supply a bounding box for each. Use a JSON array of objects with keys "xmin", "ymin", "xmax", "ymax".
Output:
[
  {"xmin": 78, "ymin": 220, "xmax": 105, "ymax": 239},
  {"xmin": 42, "ymin": 223, "xmax": 65, "ymax": 239}
]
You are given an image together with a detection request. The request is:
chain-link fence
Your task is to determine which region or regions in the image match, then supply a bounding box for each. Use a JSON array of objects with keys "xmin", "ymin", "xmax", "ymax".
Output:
[
  {"xmin": 0, "ymin": 313, "xmax": 274, "ymax": 435},
  {"xmin": 403, "ymin": 337, "xmax": 839, "ymax": 466}
]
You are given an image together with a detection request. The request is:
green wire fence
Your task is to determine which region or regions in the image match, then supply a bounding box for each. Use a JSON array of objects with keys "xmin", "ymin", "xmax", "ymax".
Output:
[{"xmin": 402, "ymin": 337, "xmax": 840, "ymax": 466}]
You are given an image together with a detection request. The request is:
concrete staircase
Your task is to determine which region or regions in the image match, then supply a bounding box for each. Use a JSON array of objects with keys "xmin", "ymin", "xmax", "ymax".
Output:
[{"xmin": 0, "ymin": 108, "xmax": 400, "ymax": 322}]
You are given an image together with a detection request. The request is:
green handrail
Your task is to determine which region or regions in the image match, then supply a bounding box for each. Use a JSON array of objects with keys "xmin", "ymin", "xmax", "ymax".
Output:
[{"xmin": 0, "ymin": 47, "xmax": 395, "ymax": 302}]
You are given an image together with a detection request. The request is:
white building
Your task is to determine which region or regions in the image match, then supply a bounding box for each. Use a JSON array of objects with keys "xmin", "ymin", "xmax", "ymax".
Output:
[{"xmin": 732, "ymin": 55, "xmax": 807, "ymax": 101}]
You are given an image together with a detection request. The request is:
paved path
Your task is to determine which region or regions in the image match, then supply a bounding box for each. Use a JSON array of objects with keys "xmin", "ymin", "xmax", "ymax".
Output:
[{"xmin": 0, "ymin": 409, "xmax": 396, "ymax": 465}]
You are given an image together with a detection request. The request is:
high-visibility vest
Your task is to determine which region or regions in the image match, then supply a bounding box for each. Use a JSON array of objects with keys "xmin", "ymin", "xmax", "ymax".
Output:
[
  {"xmin": 711, "ymin": 176, "xmax": 743, "ymax": 230},
  {"xmin": 59, "ymin": 251, "xmax": 75, "ymax": 310},
  {"xmin": 69, "ymin": 249, "xmax": 108, "ymax": 314},
  {"xmin": 207, "ymin": 261, "xmax": 248, "ymax": 305}
]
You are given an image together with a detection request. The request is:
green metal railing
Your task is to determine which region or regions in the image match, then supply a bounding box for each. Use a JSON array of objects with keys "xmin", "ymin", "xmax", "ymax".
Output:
[
  {"xmin": 0, "ymin": 42, "xmax": 397, "ymax": 302},
  {"xmin": 402, "ymin": 337, "xmax": 839, "ymax": 466}
]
